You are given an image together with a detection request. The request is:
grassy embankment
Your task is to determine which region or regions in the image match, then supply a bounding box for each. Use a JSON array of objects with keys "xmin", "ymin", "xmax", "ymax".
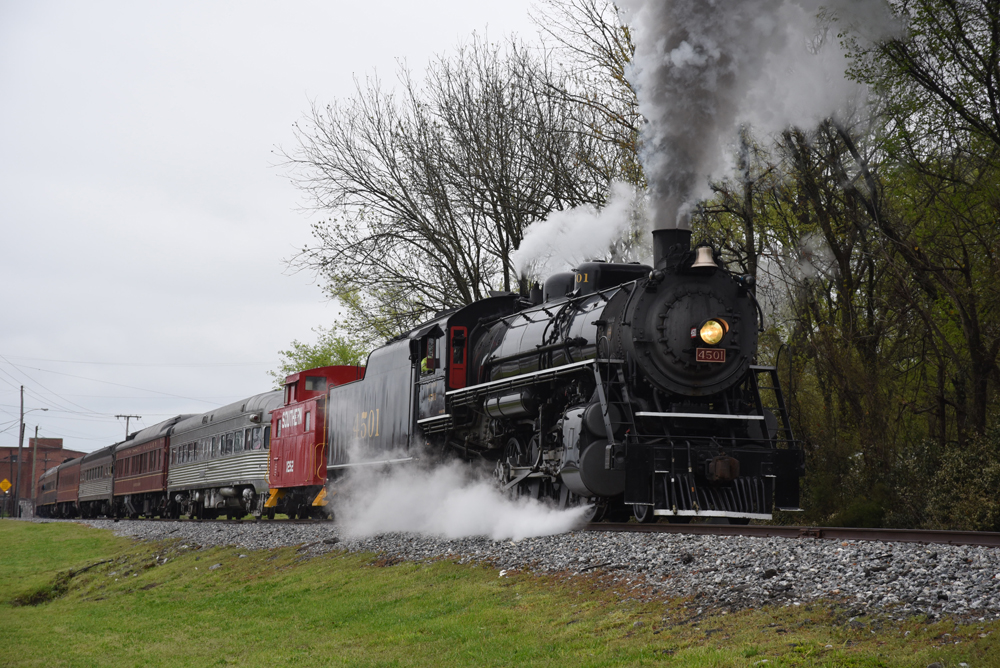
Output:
[{"xmin": 1, "ymin": 519, "xmax": 997, "ymax": 667}]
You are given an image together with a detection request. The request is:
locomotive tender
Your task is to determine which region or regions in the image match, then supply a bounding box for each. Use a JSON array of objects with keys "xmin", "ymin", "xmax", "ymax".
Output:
[{"xmin": 35, "ymin": 228, "xmax": 803, "ymax": 523}]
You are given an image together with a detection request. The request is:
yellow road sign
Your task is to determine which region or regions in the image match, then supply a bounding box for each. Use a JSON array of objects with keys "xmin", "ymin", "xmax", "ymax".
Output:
[{"xmin": 0, "ymin": 479, "xmax": 10, "ymax": 493}]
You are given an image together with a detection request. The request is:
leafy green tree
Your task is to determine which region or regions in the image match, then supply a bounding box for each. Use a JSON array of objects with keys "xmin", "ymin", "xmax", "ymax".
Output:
[
  {"xmin": 689, "ymin": 0, "xmax": 1000, "ymax": 527},
  {"xmin": 269, "ymin": 326, "xmax": 371, "ymax": 388},
  {"xmin": 847, "ymin": 0, "xmax": 1000, "ymax": 439}
]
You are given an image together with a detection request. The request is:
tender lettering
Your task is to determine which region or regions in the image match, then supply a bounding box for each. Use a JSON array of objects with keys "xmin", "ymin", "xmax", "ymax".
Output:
[{"xmin": 280, "ymin": 408, "xmax": 303, "ymax": 430}]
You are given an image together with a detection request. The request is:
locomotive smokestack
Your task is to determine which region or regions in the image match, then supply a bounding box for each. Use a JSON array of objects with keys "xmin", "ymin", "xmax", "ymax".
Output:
[{"xmin": 652, "ymin": 228, "xmax": 691, "ymax": 270}]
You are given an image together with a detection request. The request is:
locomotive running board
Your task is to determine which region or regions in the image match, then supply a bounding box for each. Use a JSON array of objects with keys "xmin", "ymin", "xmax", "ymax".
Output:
[
  {"xmin": 653, "ymin": 509, "xmax": 773, "ymax": 520},
  {"xmin": 327, "ymin": 457, "xmax": 414, "ymax": 470},
  {"xmin": 636, "ymin": 411, "xmax": 765, "ymax": 420},
  {"xmin": 448, "ymin": 359, "xmax": 623, "ymax": 405}
]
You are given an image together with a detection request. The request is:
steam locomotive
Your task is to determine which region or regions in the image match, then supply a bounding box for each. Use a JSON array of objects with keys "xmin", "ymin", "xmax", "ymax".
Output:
[
  {"xmin": 35, "ymin": 228, "xmax": 803, "ymax": 524},
  {"xmin": 268, "ymin": 227, "xmax": 803, "ymax": 523}
]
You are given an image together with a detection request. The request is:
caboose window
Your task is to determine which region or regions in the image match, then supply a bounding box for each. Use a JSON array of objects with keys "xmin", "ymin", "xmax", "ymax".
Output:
[
  {"xmin": 304, "ymin": 411, "xmax": 311, "ymax": 432},
  {"xmin": 305, "ymin": 376, "xmax": 326, "ymax": 391}
]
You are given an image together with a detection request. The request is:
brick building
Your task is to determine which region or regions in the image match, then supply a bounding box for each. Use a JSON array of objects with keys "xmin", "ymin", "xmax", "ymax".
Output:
[{"xmin": 0, "ymin": 438, "xmax": 86, "ymax": 516}]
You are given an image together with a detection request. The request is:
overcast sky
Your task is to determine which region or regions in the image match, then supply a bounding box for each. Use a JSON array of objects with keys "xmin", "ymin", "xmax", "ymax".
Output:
[{"xmin": 0, "ymin": 0, "xmax": 538, "ymax": 453}]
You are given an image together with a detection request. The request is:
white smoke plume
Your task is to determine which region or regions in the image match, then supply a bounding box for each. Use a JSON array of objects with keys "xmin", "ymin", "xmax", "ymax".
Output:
[
  {"xmin": 511, "ymin": 181, "xmax": 645, "ymax": 281},
  {"xmin": 794, "ymin": 231, "xmax": 836, "ymax": 279},
  {"xmin": 334, "ymin": 460, "xmax": 591, "ymax": 541},
  {"xmin": 619, "ymin": 0, "xmax": 900, "ymax": 229}
]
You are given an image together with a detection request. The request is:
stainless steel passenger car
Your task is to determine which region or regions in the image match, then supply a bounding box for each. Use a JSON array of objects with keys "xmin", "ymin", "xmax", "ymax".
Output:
[
  {"xmin": 167, "ymin": 391, "xmax": 281, "ymax": 519},
  {"xmin": 79, "ymin": 444, "xmax": 115, "ymax": 518}
]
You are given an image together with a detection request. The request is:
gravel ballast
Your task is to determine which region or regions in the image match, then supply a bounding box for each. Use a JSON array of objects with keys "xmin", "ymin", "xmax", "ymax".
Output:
[{"xmin": 44, "ymin": 518, "xmax": 1000, "ymax": 621}]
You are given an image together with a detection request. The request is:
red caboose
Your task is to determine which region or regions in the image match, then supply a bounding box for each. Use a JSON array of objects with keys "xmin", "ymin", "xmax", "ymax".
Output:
[{"xmin": 265, "ymin": 365, "xmax": 363, "ymax": 519}]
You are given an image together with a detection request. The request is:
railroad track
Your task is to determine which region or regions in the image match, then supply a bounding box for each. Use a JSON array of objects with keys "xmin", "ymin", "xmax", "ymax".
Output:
[
  {"xmin": 90, "ymin": 517, "xmax": 332, "ymax": 525},
  {"xmin": 76, "ymin": 517, "xmax": 1000, "ymax": 548},
  {"xmin": 585, "ymin": 522, "xmax": 1000, "ymax": 548}
]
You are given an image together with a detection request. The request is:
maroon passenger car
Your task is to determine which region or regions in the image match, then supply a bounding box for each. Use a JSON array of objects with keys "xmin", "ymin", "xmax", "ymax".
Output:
[
  {"xmin": 54, "ymin": 458, "xmax": 82, "ymax": 518},
  {"xmin": 35, "ymin": 465, "xmax": 59, "ymax": 517},
  {"xmin": 113, "ymin": 415, "xmax": 191, "ymax": 518}
]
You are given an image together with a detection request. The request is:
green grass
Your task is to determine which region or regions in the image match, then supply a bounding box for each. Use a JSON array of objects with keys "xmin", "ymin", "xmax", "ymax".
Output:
[{"xmin": 1, "ymin": 519, "xmax": 998, "ymax": 667}]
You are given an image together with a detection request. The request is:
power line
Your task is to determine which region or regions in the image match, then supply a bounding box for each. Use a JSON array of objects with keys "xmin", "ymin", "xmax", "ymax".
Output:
[
  {"xmin": 0, "ymin": 361, "xmax": 224, "ymax": 406},
  {"xmin": 0, "ymin": 358, "xmax": 102, "ymax": 416},
  {"xmin": 1, "ymin": 355, "xmax": 275, "ymax": 367}
]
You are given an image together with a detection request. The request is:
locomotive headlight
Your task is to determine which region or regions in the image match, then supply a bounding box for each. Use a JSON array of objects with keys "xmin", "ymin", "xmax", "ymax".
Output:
[{"xmin": 699, "ymin": 319, "xmax": 727, "ymax": 345}]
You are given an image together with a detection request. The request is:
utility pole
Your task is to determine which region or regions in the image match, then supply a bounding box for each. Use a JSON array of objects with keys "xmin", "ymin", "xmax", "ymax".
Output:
[
  {"xmin": 116, "ymin": 414, "xmax": 141, "ymax": 441},
  {"xmin": 15, "ymin": 385, "xmax": 23, "ymax": 516},
  {"xmin": 30, "ymin": 425, "xmax": 39, "ymax": 508}
]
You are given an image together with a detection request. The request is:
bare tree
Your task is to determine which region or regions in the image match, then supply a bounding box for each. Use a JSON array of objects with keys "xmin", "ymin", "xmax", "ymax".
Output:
[
  {"xmin": 531, "ymin": 0, "xmax": 644, "ymax": 187},
  {"xmin": 284, "ymin": 35, "xmax": 623, "ymax": 343}
]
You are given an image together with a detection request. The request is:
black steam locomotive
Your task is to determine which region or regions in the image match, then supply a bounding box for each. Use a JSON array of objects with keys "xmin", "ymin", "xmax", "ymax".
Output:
[{"xmin": 328, "ymin": 228, "xmax": 803, "ymax": 523}]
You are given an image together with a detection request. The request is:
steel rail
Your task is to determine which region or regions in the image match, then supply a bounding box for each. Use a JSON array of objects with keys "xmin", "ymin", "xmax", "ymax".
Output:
[{"xmin": 584, "ymin": 523, "xmax": 1000, "ymax": 548}]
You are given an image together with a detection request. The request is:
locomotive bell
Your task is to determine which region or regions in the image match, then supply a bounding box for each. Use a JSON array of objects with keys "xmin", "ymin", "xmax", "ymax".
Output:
[{"xmin": 691, "ymin": 246, "xmax": 717, "ymax": 269}]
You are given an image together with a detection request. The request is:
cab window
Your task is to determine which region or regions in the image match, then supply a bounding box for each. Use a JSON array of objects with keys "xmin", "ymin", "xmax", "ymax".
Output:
[
  {"xmin": 305, "ymin": 376, "xmax": 326, "ymax": 391},
  {"xmin": 421, "ymin": 337, "xmax": 440, "ymax": 374}
]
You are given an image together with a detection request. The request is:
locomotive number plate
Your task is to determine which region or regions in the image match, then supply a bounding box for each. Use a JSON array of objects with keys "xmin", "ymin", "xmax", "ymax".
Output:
[{"xmin": 696, "ymin": 348, "xmax": 726, "ymax": 363}]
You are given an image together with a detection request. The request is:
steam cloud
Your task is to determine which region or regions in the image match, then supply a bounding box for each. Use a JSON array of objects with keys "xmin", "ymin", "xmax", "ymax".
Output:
[
  {"xmin": 511, "ymin": 181, "xmax": 641, "ymax": 280},
  {"xmin": 619, "ymin": 0, "xmax": 899, "ymax": 229},
  {"xmin": 335, "ymin": 460, "xmax": 592, "ymax": 541}
]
